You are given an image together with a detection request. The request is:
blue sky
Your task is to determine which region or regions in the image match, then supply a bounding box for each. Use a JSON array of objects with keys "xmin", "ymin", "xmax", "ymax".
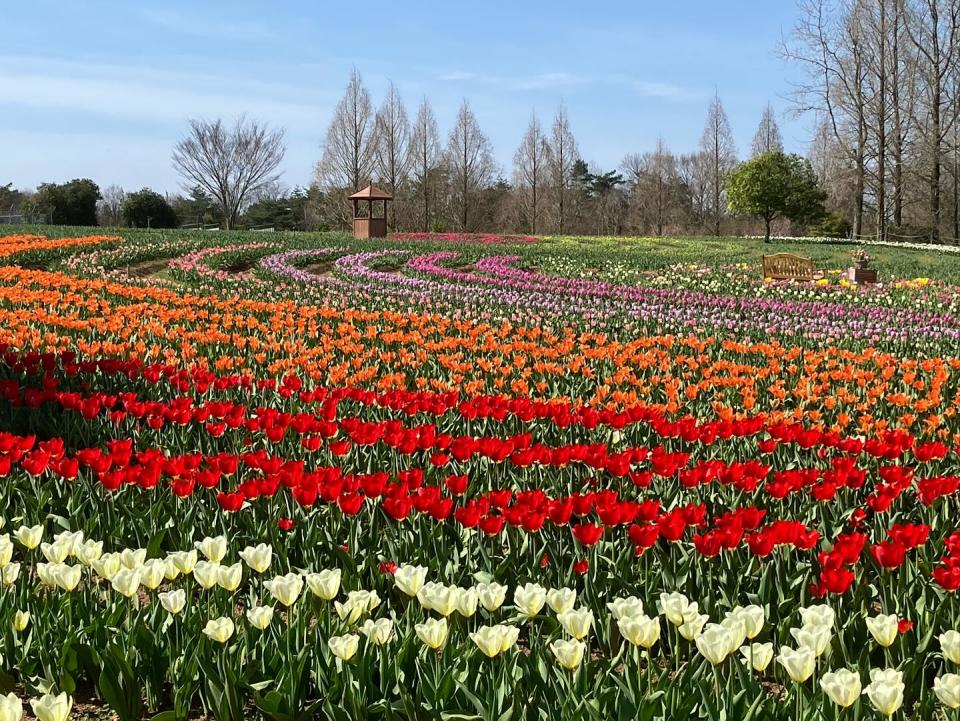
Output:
[{"xmin": 2, "ymin": 1, "xmax": 810, "ymax": 195}]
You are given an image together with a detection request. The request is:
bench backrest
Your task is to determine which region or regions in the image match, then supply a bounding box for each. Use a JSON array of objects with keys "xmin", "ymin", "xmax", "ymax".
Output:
[{"xmin": 762, "ymin": 253, "xmax": 814, "ymax": 281}]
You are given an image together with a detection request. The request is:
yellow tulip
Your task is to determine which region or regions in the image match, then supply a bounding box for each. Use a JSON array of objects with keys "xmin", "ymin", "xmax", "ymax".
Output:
[
  {"xmin": 546, "ymin": 588, "xmax": 577, "ymax": 615},
  {"xmin": 359, "ymin": 618, "xmax": 394, "ymax": 645},
  {"xmin": 29, "ymin": 693, "xmax": 71, "ymax": 721},
  {"xmin": 217, "ymin": 562, "xmax": 243, "ymax": 592},
  {"xmin": 393, "ymin": 564, "xmax": 428, "ymax": 597},
  {"xmin": 0, "ymin": 691, "xmax": 21, "ymax": 721},
  {"xmin": 40, "ymin": 541, "xmax": 70, "ymax": 564},
  {"xmin": 470, "ymin": 625, "xmax": 519, "ymax": 658},
  {"xmin": 50, "ymin": 564, "xmax": 82, "ymax": 592},
  {"xmin": 777, "ymin": 646, "xmax": 816, "ymax": 683},
  {"xmin": 202, "ymin": 617, "xmax": 235, "ymax": 644},
  {"xmin": 418, "ymin": 583, "xmax": 458, "ymax": 616},
  {"xmin": 14, "ymin": 525, "xmax": 42, "ymax": 550},
  {"xmin": 820, "ymin": 668, "xmax": 862, "ymax": 708},
  {"xmin": 91, "ymin": 553, "xmax": 121, "ymax": 580},
  {"xmin": 607, "ymin": 596, "xmax": 644, "ymax": 621},
  {"xmin": 557, "ymin": 608, "xmax": 594, "ymax": 640},
  {"xmin": 550, "ymin": 638, "xmax": 586, "ymax": 670},
  {"xmin": 328, "ymin": 633, "xmax": 360, "ymax": 661},
  {"xmin": 864, "ymin": 668, "xmax": 903, "ymax": 716},
  {"xmin": 194, "ymin": 536, "xmax": 228, "ymax": 563},
  {"xmin": 1, "ymin": 563, "xmax": 20, "ymax": 587},
  {"xmin": 866, "ymin": 614, "xmax": 899, "ymax": 648},
  {"xmin": 111, "ymin": 567, "xmax": 141, "ymax": 598},
  {"xmin": 168, "ymin": 550, "xmax": 198, "ymax": 575},
  {"xmin": 618, "ymin": 614, "xmax": 660, "ymax": 649},
  {"xmin": 119, "ymin": 548, "xmax": 146, "ymax": 570},
  {"xmin": 264, "ymin": 573, "xmax": 303, "ymax": 607},
  {"xmin": 513, "ymin": 583, "xmax": 547, "ymax": 617},
  {"xmin": 238, "ymin": 544, "xmax": 272, "ymax": 574},
  {"xmin": 192, "ymin": 561, "xmax": 221, "ymax": 590},
  {"xmin": 158, "ymin": 589, "xmax": 186, "ymax": 615},
  {"xmin": 139, "ymin": 559, "xmax": 167, "ymax": 590},
  {"xmin": 934, "ymin": 674, "xmax": 960, "ymax": 709},
  {"xmin": 798, "ymin": 604, "xmax": 835, "ymax": 629},
  {"xmin": 75, "ymin": 540, "xmax": 103, "ymax": 566},
  {"xmin": 731, "ymin": 605, "xmax": 765, "ymax": 639},
  {"xmin": 305, "ymin": 569, "xmax": 341, "ymax": 600},
  {"xmin": 13, "ymin": 610, "xmax": 30, "ymax": 632},
  {"xmin": 456, "ymin": 587, "xmax": 479, "ymax": 618},
  {"xmin": 943, "ymin": 631, "xmax": 960, "ymax": 664},
  {"xmin": 246, "ymin": 605, "xmax": 274, "ymax": 630},
  {"xmin": 790, "ymin": 624, "xmax": 831, "ymax": 657},
  {"xmin": 658, "ymin": 592, "xmax": 692, "ymax": 626},
  {"xmin": 415, "ymin": 618, "xmax": 448, "ymax": 650},
  {"xmin": 0, "ymin": 537, "xmax": 12, "ymax": 566},
  {"xmin": 695, "ymin": 623, "xmax": 733, "ymax": 665},
  {"xmin": 476, "ymin": 582, "xmax": 507, "ymax": 612},
  {"xmin": 739, "ymin": 642, "xmax": 773, "ymax": 672}
]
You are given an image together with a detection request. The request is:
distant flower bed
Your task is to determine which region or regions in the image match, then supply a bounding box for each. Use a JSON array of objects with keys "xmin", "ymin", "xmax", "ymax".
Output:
[{"xmin": 390, "ymin": 232, "xmax": 538, "ymax": 245}]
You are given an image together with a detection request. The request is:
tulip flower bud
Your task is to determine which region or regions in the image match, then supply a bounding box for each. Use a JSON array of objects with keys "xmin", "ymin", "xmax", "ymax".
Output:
[
  {"xmin": 239, "ymin": 544, "xmax": 272, "ymax": 574},
  {"xmin": 202, "ymin": 617, "xmax": 235, "ymax": 644},
  {"xmin": 328, "ymin": 633, "xmax": 360, "ymax": 661},
  {"xmin": 943, "ymin": 631, "xmax": 960, "ymax": 664},
  {"xmin": 13, "ymin": 610, "xmax": 30, "ymax": 632},
  {"xmin": 476, "ymin": 582, "xmax": 507, "ymax": 612},
  {"xmin": 550, "ymin": 638, "xmax": 586, "ymax": 670},
  {"xmin": 739, "ymin": 642, "xmax": 773, "ymax": 672},
  {"xmin": 305, "ymin": 569, "xmax": 342, "ymax": 600},
  {"xmin": 393, "ymin": 564, "xmax": 428, "ymax": 597},
  {"xmin": 119, "ymin": 548, "xmax": 146, "ymax": 570},
  {"xmin": 139, "ymin": 559, "xmax": 166, "ymax": 590},
  {"xmin": 76, "ymin": 540, "xmax": 103, "ymax": 566},
  {"xmin": 29, "ymin": 693, "xmax": 72, "ymax": 721},
  {"xmin": 111, "ymin": 567, "xmax": 141, "ymax": 598},
  {"xmin": 513, "ymin": 583, "xmax": 547, "ymax": 617},
  {"xmin": 14, "ymin": 525, "xmax": 43, "ymax": 550},
  {"xmin": 91, "ymin": 553, "xmax": 122, "ymax": 580},
  {"xmin": 776, "ymin": 646, "xmax": 816, "ymax": 683},
  {"xmin": 159, "ymin": 589, "xmax": 187, "ymax": 615},
  {"xmin": 246, "ymin": 605, "xmax": 274, "ymax": 630},
  {"xmin": 264, "ymin": 573, "xmax": 304, "ymax": 607},
  {"xmin": 607, "ymin": 596, "xmax": 644, "ymax": 621},
  {"xmin": 1, "ymin": 563, "xmax": 19, "ymax": 587},
  {"xmin": 192, "ymin": 561, "xmax": 221, "ymax": 590},
  {"xmin": 864, "ymin": 668, "xmax": 904, "ymax": 716},
  {"xmin": 169, "ymin": 550, "xmax": 198, "ymax": 575},
  {"xmin": 678, "ymin": 610, "xmax": 709, "ymax": 641},
  {"xmin": 470, "ymin": 624, "xmax": 519, "ymax": 658},
  {"xmin": 790, "ymin": 624, "xmax": 832, "ymax": 657},
  {"xmin": 41, "ymin": 541, "xmax": 70, "ymax": 564},
  {"xmin": 820, "ymin": 668, "xmax": 862, "ymax": 708},
  {"xmin": 217, "ymin": 562, "xmax": 243, "ymax": 592},
  {"xmin": 658, "ymin": 592, "xmax": 692, "ymax": 626},
  {"xmin": 557, "ymin": 607, "xmax": 594, "ymax": 640},
  {"xmin": 0, "ymin": 691, "xmax": 21, "ymax": 721},
  {"xmin": 359, "ymin": 618, "xmax": 394, "ymax": 645},
  {"xmin": 935, "ymin": 673, "xmax": 960, "ymax": 709},
  {"xmin": 415, "ymin": 618, "xmax": 449, "ymax": 650},
  {"xmin": 194, "ymin": 536, "xmax": 228, "ymax": 563},
  {"xmin": 731, "ymin": 604, "xmax": 765, "ymax": 639},
  {"xmin": 866, "ymin": 614, "xmax": 899, "ymax": 648},
  {"xmin": 618, "ymin": 614, "xmax": 660, "ymax": 649},
  {"xmin": 546, "ymin": 588, "xmax": 577, "ymax": 615},
  {"xmin": 456, "ymin": 587, "xmax": 479, "ymax": 618},
  {"xmin": 798, "ymin": 604, "xmax": 835, "ymax": 629},
  {"xmin": 0, "ymin": 537, "xmax": 12, "ymax": 567},
  {"xmin": 695, "ymin": 623, "xmax": 733, "ymax": 665}
]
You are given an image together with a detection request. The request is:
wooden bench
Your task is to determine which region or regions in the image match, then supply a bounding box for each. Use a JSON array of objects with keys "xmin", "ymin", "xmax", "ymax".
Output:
[{"xmin": 761, "ymin": 253, "xmax": 816, "ymax": 281}]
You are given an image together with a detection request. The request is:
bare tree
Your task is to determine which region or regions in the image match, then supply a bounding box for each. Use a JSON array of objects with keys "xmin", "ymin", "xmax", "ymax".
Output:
[
  {"xmin": 316, "ymin": 68, "xmax": 375, "ymax": 194},
  {"xmin": 901, "ymin": 0, "xmax": 960, "ymax": 241},
  {"xmin": 547, "ymin": 104, "xmax": 580, "ymax": 234},
  {"xmin": 513, "ymin": 112, "xmax": 552, "ymax": 234},
  {"xmin": 97, "ymin": 185, "xmax": 126, "ymax": 227},
  {"xmin": 446, "ymin": 99, "xmax": 496, "ymax": 231},
  {"xmin": 374, "ymin": 81, "xmax": 410, "ymax": 229},
  {"xmin": 623, "ymin": 138, "xmax": 678, "ymax": 236},
  {"xmin": 699, "ymin": 92, "xmax": 738, "ymax": 234},
  {"xmin": 172, "ymin": 116, "xmax": 286, "ymax": 230},
  {"xmin": 751, "ymin": 103, "xmax": 785, "ymax": 156},
  {"xmin": 407, "ymin": 97, "xmax": 442, "ymax": 232}
]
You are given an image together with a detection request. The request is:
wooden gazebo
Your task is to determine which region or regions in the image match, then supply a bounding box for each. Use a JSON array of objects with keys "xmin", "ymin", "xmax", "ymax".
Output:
[{"xmin": 349, "ymin": 185, "xmax": 392, "ymax": 238}]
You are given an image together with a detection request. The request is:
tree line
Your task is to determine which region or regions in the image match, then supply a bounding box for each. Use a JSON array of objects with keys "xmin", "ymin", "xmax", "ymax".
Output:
[{"xmin": 784, "ymin": 0, "xmax": 960, "ymax": 243}]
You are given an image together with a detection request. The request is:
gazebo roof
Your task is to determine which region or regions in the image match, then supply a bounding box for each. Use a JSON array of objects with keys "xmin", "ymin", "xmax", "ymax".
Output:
[{"xmin": 349, "ymin": 185, "xmax": 393, "ymax": 200}]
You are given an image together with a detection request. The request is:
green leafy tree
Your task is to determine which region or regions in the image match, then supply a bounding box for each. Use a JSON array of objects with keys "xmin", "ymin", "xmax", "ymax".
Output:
[
  {"xmin": 120, "ymin": 189, "xmax": 178, "ymax": 228},
  {"xmin": 33, "ymin": 179, "xmax": 101, "ymax": 226},
  {"xmin": 725, "ymin": 151, "xmax": 825, "ymax": 242}
]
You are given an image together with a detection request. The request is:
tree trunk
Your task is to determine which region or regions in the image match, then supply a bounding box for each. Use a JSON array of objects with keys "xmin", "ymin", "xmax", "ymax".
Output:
[{"xmin": 765, "ymin": 217, "xmax": 772, "ymax": 242}]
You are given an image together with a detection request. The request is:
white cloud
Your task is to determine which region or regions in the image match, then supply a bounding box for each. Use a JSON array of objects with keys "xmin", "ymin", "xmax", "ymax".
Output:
[{"xmin": 0, "ymin": 55, "xmax": 329, "ymax": 132}]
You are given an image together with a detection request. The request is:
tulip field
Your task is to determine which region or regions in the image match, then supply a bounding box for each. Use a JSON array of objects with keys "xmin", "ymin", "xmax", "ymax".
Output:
[{"xmin": 5, "ymin": 230, "xmax": 960, "ymax": 720}]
